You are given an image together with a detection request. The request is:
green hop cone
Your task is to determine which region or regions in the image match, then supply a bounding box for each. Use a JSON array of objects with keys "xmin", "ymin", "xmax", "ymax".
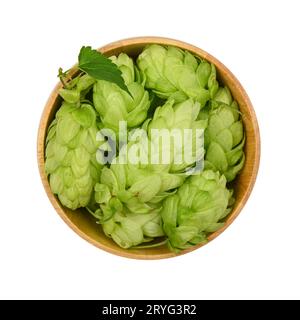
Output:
[
  {"xmin": 93, "ymin": 53, "xmax": 151, "ymax": 133},
  {"xmin": 198, "ymin": 86, "xmax": 245, "ymax": 181},
  {"xmin": 45, "ymin": 101, "xmax": 103, "ymax": 210},
  {"xmin": 161, "ymin": 170, "xmax": 232, "ymax": 252},
  {"xmin": 137, "ymin": 44, "xmax": 219, "ymax": 107},
  {"xmin": 92, "ymin": 209, "xmax": 164, "ymax": 249},
  {"xmin": 145, "ymin": 98, "xmax": 207, "ymax": 173},
  {"xmin": 93, "ymin": 159, "xmax": 182, "ymax": 217},
  {"xmin": 89, "ymin": 139, "xmax": 185, "ymax": 249},
  {"xmin": 90, "ymin": 164, "xmax": 166, "ymax": 248}
]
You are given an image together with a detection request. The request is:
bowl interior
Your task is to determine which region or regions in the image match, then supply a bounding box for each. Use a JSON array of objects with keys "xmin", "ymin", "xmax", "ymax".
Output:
[{"xmin": 38, "ymin": 37, "xmax": 260, "ymax": 259}]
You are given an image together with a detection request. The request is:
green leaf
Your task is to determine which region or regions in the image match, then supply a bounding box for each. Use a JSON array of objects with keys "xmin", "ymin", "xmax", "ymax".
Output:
[{"xmin": 78, "ymin": 46, "xmax": 130, "ymax": 94}]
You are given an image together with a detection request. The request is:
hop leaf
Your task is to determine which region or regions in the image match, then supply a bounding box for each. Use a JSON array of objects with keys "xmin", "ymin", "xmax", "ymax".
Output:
[{"xmin": 78, "ymin": 46, "xmax": 130, "ymax": 94}]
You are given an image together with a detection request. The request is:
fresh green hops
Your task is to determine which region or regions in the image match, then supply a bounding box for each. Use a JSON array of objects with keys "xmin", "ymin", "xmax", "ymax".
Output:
[
  {"xmin": 45, "ymin": 45, "xmax": 246, "ymax": 253},
  {"xmin": 137, "ymin": 44, "xmax": 219, "ymax": 107}
]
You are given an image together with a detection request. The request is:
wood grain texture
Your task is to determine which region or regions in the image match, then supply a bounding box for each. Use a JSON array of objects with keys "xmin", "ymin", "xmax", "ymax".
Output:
[{"xmin": 37, "ymin": 37, "xmax": 260, "ymax": 259}]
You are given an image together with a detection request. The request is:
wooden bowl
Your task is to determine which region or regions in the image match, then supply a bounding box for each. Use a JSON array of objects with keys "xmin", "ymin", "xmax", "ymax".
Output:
[{"xmin": 37, "ymin": 37, "xmax": 260, "ymax": 259}]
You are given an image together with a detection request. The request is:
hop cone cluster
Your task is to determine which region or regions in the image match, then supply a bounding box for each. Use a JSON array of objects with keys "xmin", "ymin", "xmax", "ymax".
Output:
[
  {"xmin": 45, "ymin": 45, "xmax": 246, "ymax": 253},
  {"xmin": 92, "ymin": 170, "xmax": 165, "ymax": 248},
  {"xmin": 137, "ymin": 44, "xmax": 219, "ymax": 107},
  {"xmin": 90, "ymin": 98, "xmax": 205, "ymax": 248}
]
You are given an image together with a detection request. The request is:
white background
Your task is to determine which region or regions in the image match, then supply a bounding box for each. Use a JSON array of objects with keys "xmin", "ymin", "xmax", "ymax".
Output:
[{"xmin": 0, "ymin": 0, "xmax": 299, "ymax": 300}]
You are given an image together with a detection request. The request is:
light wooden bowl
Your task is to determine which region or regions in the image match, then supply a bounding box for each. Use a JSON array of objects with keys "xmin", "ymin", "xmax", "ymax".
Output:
[{"xmin": 37, "ymin": 37, "xmax": 260, "ymax": 259}]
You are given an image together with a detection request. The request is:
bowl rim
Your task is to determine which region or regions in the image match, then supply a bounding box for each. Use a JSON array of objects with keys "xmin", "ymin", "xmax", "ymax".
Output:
[{"xmin": 37, "ymin": 36, "xmax": 261, "ymax": 259}]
